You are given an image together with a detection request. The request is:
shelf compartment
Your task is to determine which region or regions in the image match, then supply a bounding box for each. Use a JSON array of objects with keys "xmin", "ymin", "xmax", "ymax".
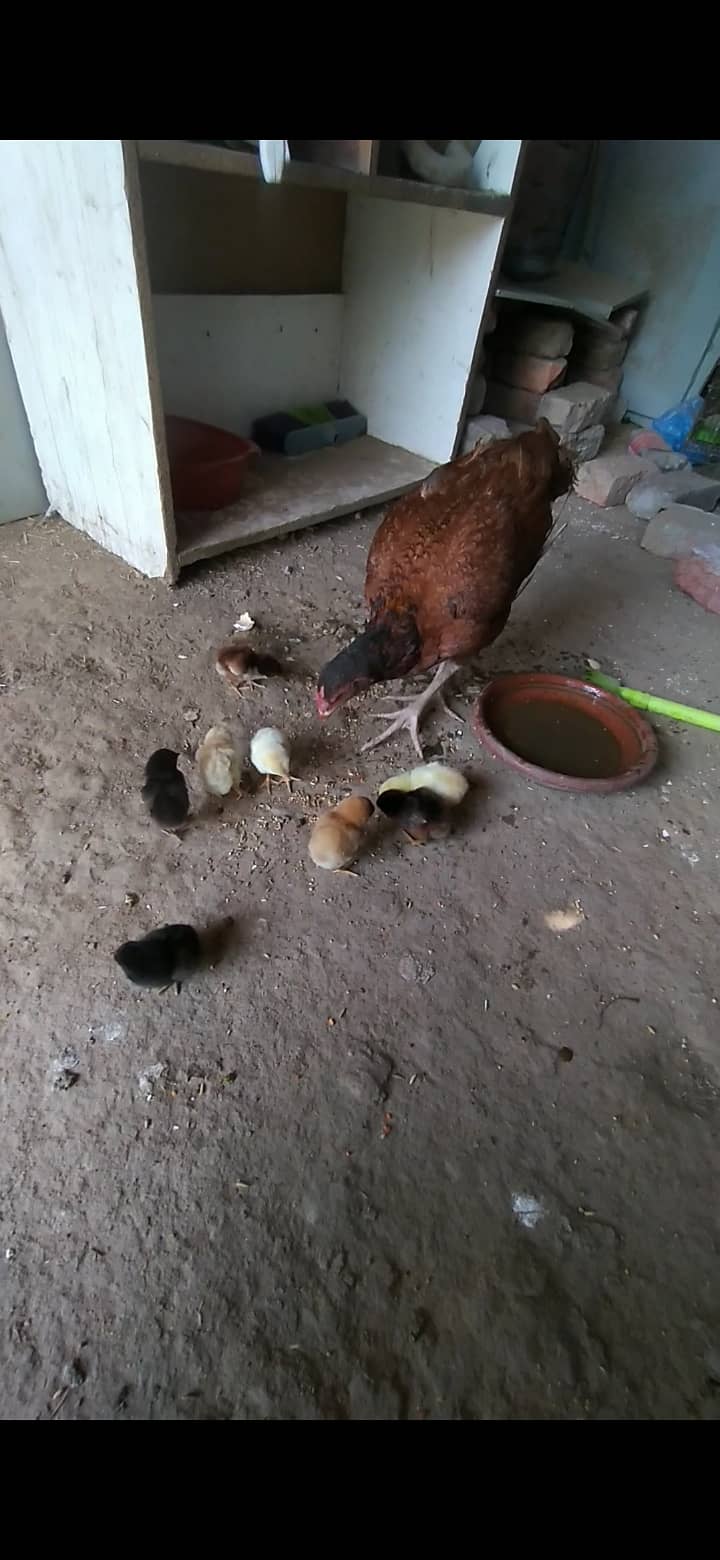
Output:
[
  {"xmin": 137, "ymin": 140, "xmax": 512, "ymax": 219},
  {"xmin": 175, "ymin": 435, "xmax": 432, "ymax": 567}
]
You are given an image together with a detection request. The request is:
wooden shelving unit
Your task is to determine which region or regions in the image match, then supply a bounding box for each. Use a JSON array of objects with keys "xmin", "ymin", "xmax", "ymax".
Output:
[
  {"xmin": 497, "ymin": 259, "xmax": 647, "ymax": 324},
  {"xmin": 137, "ymin": 139, "xmax": 513, "ymax": 220},
  {"xmin": 175, "ymin": 437, "xmax": 432, "ymax": 568},
  {"xmin": 0, "ymin": 139, "xmax": 524, "ymax": 580}
]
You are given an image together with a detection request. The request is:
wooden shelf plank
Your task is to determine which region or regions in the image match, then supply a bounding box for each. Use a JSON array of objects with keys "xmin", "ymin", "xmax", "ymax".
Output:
[
  {"xmin": 497, "ymin": 260, "xmax": 648, "ymax": 324},
  {"xmin": 137, "ymin": 140, "xmax": 512, "ymax": 219},
  {"xmin": 175, "ymin": 435, "xmax": 432, "ymax": 569}
]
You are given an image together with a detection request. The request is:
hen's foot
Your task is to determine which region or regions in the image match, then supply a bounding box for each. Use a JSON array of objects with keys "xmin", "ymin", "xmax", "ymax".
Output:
[
  {"xmin": 231, "ymin": 677, "xmax": 267, "ymax": 695},
  {"xmin": 360, "ymin": 661, "xmax": 461, "ymax": 758}
]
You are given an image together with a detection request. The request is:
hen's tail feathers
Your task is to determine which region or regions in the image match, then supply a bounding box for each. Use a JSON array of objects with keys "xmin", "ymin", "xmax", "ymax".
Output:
[{"xmin": 514, "ymin": 431, "xmax": 576, "ymax": 602}]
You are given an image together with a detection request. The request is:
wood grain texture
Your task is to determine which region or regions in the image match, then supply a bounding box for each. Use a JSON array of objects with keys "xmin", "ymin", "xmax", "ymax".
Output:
[
  {"xmin": 175, "ymin": 436, "xmax": 431, "ymax": 567},
  {"xmin": 290, "ymin": 140, "xmax": 377, "ymax": 176},
  {"xmin": 0, "ymin": 140, "xmax": 170, "ymax": 576},
  {"xmin": 138, "ymin": 141, "xmax": 512, "ymax": 218},
  {"xmin": 140, "ymin": 162, "xmax": 346, "ymax": 295}
]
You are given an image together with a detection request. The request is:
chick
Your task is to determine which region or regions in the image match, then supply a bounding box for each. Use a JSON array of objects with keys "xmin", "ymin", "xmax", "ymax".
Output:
[
  {"xmin": 114, "ymin": 924, "xmax": 201, "ymax": 992},
  {"xmin": 141, "ymin": 748, "xmax": 190, "ymax": 832},
  {"xmin": 250, "ymin": 726, "xmax": 295, "ymax": 793},
  {"xmin": 377, "ymin": 762, "xmax": 468, "ymax": 844},
  {"xmin": 376, "ymin": 786, "xmax": 451, "ymax": 844},
  {"xmin": 215, "ymin": 643, "xmax": 284, "ymax": 694},
  {"xmin": 196, "ymin": 725, "xmax": 242, "ymax": 798},
  {"xmin": 309, "ymin": 795, "xmax": 374, "ymax": 872},
  {"xmin": 377, "ymin": 762, "xmax": 469, "ymax": 805}
]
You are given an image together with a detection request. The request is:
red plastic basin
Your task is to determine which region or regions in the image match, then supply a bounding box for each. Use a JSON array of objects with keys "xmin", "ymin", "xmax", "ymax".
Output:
[{"xmin": 165, "ymin": 415, "xmax": 259, "ymax": 511}]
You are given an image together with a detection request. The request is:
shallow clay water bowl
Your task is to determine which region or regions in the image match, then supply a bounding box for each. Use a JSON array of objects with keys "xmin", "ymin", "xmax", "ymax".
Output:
[{"xmin": 472, "ymin": 673, "xmax": 658, "ymax": 795}]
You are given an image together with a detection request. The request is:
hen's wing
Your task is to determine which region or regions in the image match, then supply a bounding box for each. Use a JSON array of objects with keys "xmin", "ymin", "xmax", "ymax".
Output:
[{"xmin": 365, "ymin": 423, "xmax": 572, "ymax": 667}]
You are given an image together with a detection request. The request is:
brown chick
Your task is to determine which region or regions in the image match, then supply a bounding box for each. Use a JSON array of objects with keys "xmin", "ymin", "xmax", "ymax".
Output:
[
  {"xmin": 308, "ymin": 795, "xmax": 374, "ymax": 873},
  {"xmin": 215, "ymin": 643, "xmax": 284, "ymax": 693}
]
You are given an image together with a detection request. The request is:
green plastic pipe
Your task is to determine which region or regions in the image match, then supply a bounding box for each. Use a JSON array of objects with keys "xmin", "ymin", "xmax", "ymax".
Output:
[{"xmin": 586, "ymin": 669, "xmax": 720, "ymax": 734}]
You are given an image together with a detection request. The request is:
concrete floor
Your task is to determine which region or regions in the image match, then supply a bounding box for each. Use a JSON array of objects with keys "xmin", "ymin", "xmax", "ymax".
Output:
[{"xmin": 0, "ymin": 495, "xmax": 717, "ymax": 1420}]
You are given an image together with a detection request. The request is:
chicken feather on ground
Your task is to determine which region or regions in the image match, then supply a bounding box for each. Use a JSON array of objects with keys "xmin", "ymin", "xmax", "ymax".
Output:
[{"xmin": 316, "ymin": 420, "xmax": 574, "ymax": 756}]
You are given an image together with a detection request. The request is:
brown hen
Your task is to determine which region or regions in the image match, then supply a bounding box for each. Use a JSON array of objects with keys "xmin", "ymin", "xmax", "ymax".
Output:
[{"xmin": 316, "ymin": 419, "xmax": 573, "ymax": 755}]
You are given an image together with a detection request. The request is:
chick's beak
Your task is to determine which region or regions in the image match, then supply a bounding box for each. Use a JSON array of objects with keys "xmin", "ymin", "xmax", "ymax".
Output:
[{"xmin": 315, "ymin": 687, "xmax": 333, "ymax": 718}]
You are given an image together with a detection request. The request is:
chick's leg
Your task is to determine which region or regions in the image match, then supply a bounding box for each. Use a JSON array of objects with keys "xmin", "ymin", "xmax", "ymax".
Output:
[{"xmin": 361, "ymin": 660, "xmax": 462, "ymax": 758}]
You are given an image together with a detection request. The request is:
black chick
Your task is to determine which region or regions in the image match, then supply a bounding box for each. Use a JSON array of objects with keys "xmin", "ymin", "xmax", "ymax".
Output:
[
  {"xmin": 376, "ymin": 786, "xmax": 452, "ymax": 845},
  {"xmin": 114, "ymin": 924, "xmax": 201, "ymax": 991},
  {"xmin": 142, "ymin": 748, "xmax": 190, "ymax": 831}
]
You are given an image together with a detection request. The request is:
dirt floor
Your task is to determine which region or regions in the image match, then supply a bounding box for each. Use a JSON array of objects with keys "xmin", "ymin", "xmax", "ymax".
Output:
[{"xmin": 0, "ymin": 492, "xmax": 718, "ymax": 1421}]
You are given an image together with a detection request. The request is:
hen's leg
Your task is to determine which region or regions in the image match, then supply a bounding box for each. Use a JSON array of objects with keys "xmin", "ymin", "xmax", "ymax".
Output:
[{"xmin": 361, "ymin": 660, "xmax": 462, "ymax": 758}]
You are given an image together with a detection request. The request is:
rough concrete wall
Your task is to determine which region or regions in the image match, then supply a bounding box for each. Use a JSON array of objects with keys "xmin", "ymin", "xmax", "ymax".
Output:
[
  {"xmin": 577, "ymin": 139, "xmax": 720, "ymax": 421},
  {"xmin": 0, "ymin": 313, "xmax": 46, "ymax": 523}
]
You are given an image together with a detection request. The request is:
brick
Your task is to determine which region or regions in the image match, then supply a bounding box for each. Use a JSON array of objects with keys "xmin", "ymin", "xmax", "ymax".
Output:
[
  {"xmin": 539, "ymin": 381, "xmax": 614, "ymax": 436},
  {"xmin": 467, "ymin": 372, "xmax": 487, "ymax": 416},
  {"xmin": 563, "ymin": 422, "xmax": 605, "ymax": 462},
  {"xmin": 460, "ymin": 414, "xmax": 510, "ymax": 454},
  {"xmin": 627, "ymin": 467, "xmax": 720, "ymax": 519},
  {"xmin": 674, "ymin": 551, "xmax": 720, "ymax": 614},
  {"xmin": 496, "ymin": 311, "xmax": 574, "ymax": 359},
  {"xmin": 493, "ymin": 350, "xmax": 566, "ymax": 394},
  {"xmin": 642, "ymin": 505, "xmax": 720, "ymax": 559},
  {"xmin": 627, "ymin": 483, "xmax": 676, "ymax": 520},
  {"xmin": 628, "ymin": 430, "xmax": 670, "ymax": 457},
  {"xmin": 572, "ymin": 333, "xmax": 627, "ymax": 371},
  {"xmin": 569, "ymin": 362, "xmax": 624, "ymax": 393},
  {"xmin": 575, "ymin": 452, "xmax": 649, "ymax": 507},
  {"xmin": 484, "ymin": 380, "xmax": 541, "ymax": 424},
  {"xmin": 635, "ymin": 448, "xmax": 689, "ymax": 474}
]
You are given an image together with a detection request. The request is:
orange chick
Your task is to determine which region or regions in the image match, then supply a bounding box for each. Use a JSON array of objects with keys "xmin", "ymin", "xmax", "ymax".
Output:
[{"xmin": 308, "ymin": 795, "xmax": 374, "ymax": 872}]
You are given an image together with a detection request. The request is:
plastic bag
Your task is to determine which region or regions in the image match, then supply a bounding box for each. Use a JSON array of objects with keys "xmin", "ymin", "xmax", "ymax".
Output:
[
  {"xmin": 689, "ymin": 364, "xmax": 720, "ymax": 462},
  {"xmin": 652, "ymin": 397, "xmax": 706, "ymax": 466}
]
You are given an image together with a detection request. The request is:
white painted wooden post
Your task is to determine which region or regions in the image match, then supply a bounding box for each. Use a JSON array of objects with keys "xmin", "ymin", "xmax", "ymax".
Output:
[{"xmin": 0, "ymin": 140, "xmax": 173, "ymax": 577}]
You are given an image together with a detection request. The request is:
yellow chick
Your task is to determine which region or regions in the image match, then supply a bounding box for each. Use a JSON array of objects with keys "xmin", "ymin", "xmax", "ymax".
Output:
[
  {"xmin": 377, "ymin": 762, "xmax": 468, "ymax": 804},
  {"xmin": 196, "ymin": 725, "xmax": 242, "ymax": 797},
  {"xmin": 250, "ymin": 726, "xmax": 294, "ymax": 793},
  {"xmin": 309, "ymin": 795, "xmax": 374, "ymax": 872}
]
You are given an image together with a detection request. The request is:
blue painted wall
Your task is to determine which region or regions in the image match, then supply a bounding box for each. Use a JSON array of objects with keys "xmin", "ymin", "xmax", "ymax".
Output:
[
  {"xmin": 0, "ymin": 313, "xmax": 46, "ymax": 523},
  {"xmin": 578, "ymin": 139, "xmax": 720, "ymax": 422}
]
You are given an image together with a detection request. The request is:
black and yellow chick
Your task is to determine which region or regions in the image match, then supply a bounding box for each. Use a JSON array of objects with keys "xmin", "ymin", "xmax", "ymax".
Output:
[
  {"xmin": 114, "ymin": 924, "xmax": 201, "ymax": 992},
  {"xmin": 142, "ymin": 748, "xmax": 190, "ymax": 831},
  {"xmin": 376, "ymin": 785, "xmax": 452, "ymax": 844}
]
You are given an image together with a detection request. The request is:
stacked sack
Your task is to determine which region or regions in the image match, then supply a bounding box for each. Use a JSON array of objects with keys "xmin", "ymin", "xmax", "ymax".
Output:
[
  {"xmin": 483, "ymin": 310, "xmax": 574, "ymax": 427},
  {"xmin": 566, "ymin": 306, "xmax": 638, "ymax": 397},
  {"xmin": 464, "ymin": 303, "xmax": 639, "ymax": 459}
]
